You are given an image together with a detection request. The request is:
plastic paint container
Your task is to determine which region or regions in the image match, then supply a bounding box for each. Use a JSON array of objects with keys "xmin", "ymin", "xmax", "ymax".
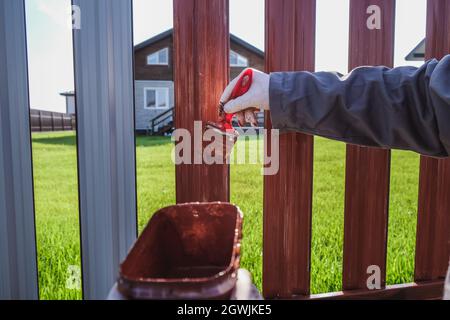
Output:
[{"xmin": 118, "ymin": 202, "xmax": 243, "ymax": 299}]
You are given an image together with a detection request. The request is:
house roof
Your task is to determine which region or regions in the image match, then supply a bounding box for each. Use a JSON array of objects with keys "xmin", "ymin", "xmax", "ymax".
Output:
[
  {"xmin": 134, "ymin": 28, "xmax": 264, "ymax": 58},
  {"xmin": 405, "ymin": 38, "xmax": 425, "ymax": 61},
  {"xmin": 59, "ymin": 90, "xmax": 75, "ymax": 97}
]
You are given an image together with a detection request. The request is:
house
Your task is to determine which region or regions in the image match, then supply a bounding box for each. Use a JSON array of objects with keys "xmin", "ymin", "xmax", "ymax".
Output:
[
  {"xmin": 134, "ymin": 29, "xmax": 265, "ymax": 134},
  {"xmin": 405, "ymin": 38, "xmax": 425, "ymax": 61},
  {"xmin": 59, "ymin": 90, "xmax": 76, "ymax": 114},
  {"xmin": 61, "ymin": 30, "xmax": 265, "ymax": 133}
]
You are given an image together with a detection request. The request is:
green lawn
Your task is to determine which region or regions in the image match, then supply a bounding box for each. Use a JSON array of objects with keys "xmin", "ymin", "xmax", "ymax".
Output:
[{"xmin": 31, "ymin": 131, "xmax": 419, "ymax": 299}]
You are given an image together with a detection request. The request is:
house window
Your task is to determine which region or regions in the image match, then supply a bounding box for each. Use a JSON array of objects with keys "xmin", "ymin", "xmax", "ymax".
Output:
[
  {"xmin": 144, "ymin": 87, "xmax": 169, "ymax": 109},
  {"xmin": 230, "ymin": 50, "xmax": 248, "ymax": 67},
  {"xmin": 147, "ymin": 48, "xmax": 169, "ymax": 65}
]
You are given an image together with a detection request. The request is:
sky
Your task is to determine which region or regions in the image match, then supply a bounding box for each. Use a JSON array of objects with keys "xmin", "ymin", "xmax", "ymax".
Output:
[{"xmin": 25, "ymin": 0, "xmax": 426, "ymax": 113}]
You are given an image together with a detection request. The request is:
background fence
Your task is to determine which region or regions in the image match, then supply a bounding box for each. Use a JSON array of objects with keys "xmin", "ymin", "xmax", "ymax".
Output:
[
  {"xmin": 30, "ymin": 109, "xmax": 76, "ymax": 132},
  {"xmin": 0, "ymin": 0, "xmax": 448, "ymax": 300}
]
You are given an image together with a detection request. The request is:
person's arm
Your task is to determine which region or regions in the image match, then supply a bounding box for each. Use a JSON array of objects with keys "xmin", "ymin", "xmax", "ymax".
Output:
[
  {"xmin": 269, "ymin": 55, "xmax": 450, "ymax": 157},
  {"xmin": 222, "ymin": 55, "xmax": 450, "ymax": 157}
]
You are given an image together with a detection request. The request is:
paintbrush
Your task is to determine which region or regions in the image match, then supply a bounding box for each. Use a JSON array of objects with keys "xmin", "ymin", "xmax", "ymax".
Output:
[{"xmin": 206, "ymin": 68, "xmax": 254, "ymax": 138}]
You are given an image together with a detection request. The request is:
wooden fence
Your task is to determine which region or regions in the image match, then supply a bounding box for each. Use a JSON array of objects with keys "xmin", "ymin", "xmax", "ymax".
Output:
[
  {"xmin": 174, "ymin": 0, "xmax": 450, "ymax": 300},
  {"xmin": 30, "ymin": 109, "xmax": 76, "ymax": 132},
  {"xmin": 0, "ymin": 0, "xmax": 448, "ymax": 300}
]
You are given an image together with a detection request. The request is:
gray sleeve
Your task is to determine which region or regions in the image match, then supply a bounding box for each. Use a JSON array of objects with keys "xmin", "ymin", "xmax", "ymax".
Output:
[{"xmin": 269, "ymin": 55, "xmax": 450, "ymax": 157}]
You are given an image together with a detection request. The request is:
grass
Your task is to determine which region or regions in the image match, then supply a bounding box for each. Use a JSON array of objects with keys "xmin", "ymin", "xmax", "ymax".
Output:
[
  {"xmin": 31, "ymin": 131, "xmax": 419, "ymax": 299},
  {"xmin": 32, "ymin": 132, "xmax": 82, "ymax": 300}
]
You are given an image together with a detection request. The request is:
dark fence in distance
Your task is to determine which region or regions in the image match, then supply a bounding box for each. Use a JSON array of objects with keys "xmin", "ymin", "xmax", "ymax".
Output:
[{"xmin": 30, "ymin": 109, "xmax": 76, "ymax": 132}]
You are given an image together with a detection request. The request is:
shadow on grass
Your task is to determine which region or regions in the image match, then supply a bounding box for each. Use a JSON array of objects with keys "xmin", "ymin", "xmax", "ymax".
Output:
[
  {"xmin": 32, "ymin": 132, "xmax": 173, "ymax": 148},
  {"xmin": 136, "ymin": 135, "xmax": 173, "ymax": 147},
  {"xmin": 32, "ymin": 134, "xmax": 76, "ymax": 146}
]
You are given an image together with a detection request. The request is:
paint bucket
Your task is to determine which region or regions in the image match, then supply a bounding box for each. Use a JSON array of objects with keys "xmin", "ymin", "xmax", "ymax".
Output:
[{"xmin": 118, "ymin": 202, "xmax": 243, "ymax": 299}]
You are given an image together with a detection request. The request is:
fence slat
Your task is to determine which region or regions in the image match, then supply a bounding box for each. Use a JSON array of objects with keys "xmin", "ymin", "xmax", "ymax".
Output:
[
  {"xmin": 263, "ymin": 0, "xmax": 316, "ymax": 298},
  {"xmin": 342, "ymin": 0, "xmax": 395, "ymax": 291},
  {"xmin": 173, "ymin": 0, "xmax": 230, "ymax": 203},
  {"xmin": 38, "ymin": 110, "xmax": 42, "ymax": 131},
  {"xmin": 72, "ymin": 0, "xmax": 137, "ymax": 299},
  {"xmin": 415, "ymin": 0, "xmax": 450, "ymax": 282},
  {"xmin": 0, "ymin": 0, "xmax": 38, "ymax": 299}
]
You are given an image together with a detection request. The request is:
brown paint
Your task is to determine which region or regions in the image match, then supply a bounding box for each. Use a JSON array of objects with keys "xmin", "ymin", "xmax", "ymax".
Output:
[
  {"xmin": 415, "ymin": 0, "xmax": 450, "ymax": 282},
  {"xmin": 118, "ymin": 202, "xmax": 243, "ymax": 299},
  {"xmin": 173, "ymin": 0, "xmax": 230, "ymax": 203},
  {"xmin": 263, "ymin": 0, "xmax": 315, "ymax": 298},
  {"xmin": 342, "ymin": 0, "xmax": 394, "ymax": 291}
]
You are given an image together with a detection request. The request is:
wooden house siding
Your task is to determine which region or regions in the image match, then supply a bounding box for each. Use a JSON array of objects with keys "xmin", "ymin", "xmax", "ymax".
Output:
[{"xmin": 134, "ymin": 35, "xmax": 174, "ymax": 81}]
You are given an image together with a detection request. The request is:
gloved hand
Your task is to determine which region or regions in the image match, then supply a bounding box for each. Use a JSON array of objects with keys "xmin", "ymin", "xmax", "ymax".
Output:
[{"xmin": 220, "ymin": 68, "xmax": 270, "ymax": 126}]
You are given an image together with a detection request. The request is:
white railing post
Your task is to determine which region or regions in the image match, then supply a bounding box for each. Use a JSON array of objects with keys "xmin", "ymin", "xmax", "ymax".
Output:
[
  {"xmin": 0, "ymin": 0, "xmax": 39, "ymax": 300},
  {"xmin": 72, "ymin": 0, "xmax": 137, "ymax": 299}
]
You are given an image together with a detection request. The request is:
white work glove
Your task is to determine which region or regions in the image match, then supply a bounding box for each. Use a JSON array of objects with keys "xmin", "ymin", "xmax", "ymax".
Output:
[{"xmin": 220, "ymin": 68, "xmax": 270, "ymax": 126}]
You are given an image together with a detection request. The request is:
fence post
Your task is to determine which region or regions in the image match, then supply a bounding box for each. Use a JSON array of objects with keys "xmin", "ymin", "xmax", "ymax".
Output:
[
  {"xmin": 263, "ymin": 0, "xmax": 316, "ymax": 298},
  {"xmin": 173, "ymin": 0, "xmax": 230, "ymax": 203},
  {"xmin": 72, "ymin": 0, "xmax": 137, "ymax": 299},
  {"xmin": 342, "ymin": 0, "xmax": 395, "ymax": 291},
  {"xmin": 0, "ymin": 0, "xmax": 38, "ymax": 299},
  {"xmin": 415, "ymin": 0, "xmax": 450, "ymax": 283}
]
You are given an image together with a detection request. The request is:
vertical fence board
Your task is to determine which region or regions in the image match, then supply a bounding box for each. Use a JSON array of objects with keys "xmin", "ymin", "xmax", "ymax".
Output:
[
  {"xmin": 0, "ymin": 0, "xmax": 38, "ymax": 299},
  {"xmin": 38, "ymin": 111, "xmax": 42, "ymax": 131},
  {"xmin": 173, "ymin": 0, "xmax": 230, "ymax": 203},
  {"xmin": 415, "ymin": 0, "xmax": 450, "ymax": 282},
  {"xmin": 72, "ymin": 0, "xmax": 137, "ymax": 299},
  {"xmin": 263, "ymin": 0, "xmax": 315, "ymax": 298},
  {"xmin": 343, "ymin": 0, "xmax": 395, "ymax": 291}
]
